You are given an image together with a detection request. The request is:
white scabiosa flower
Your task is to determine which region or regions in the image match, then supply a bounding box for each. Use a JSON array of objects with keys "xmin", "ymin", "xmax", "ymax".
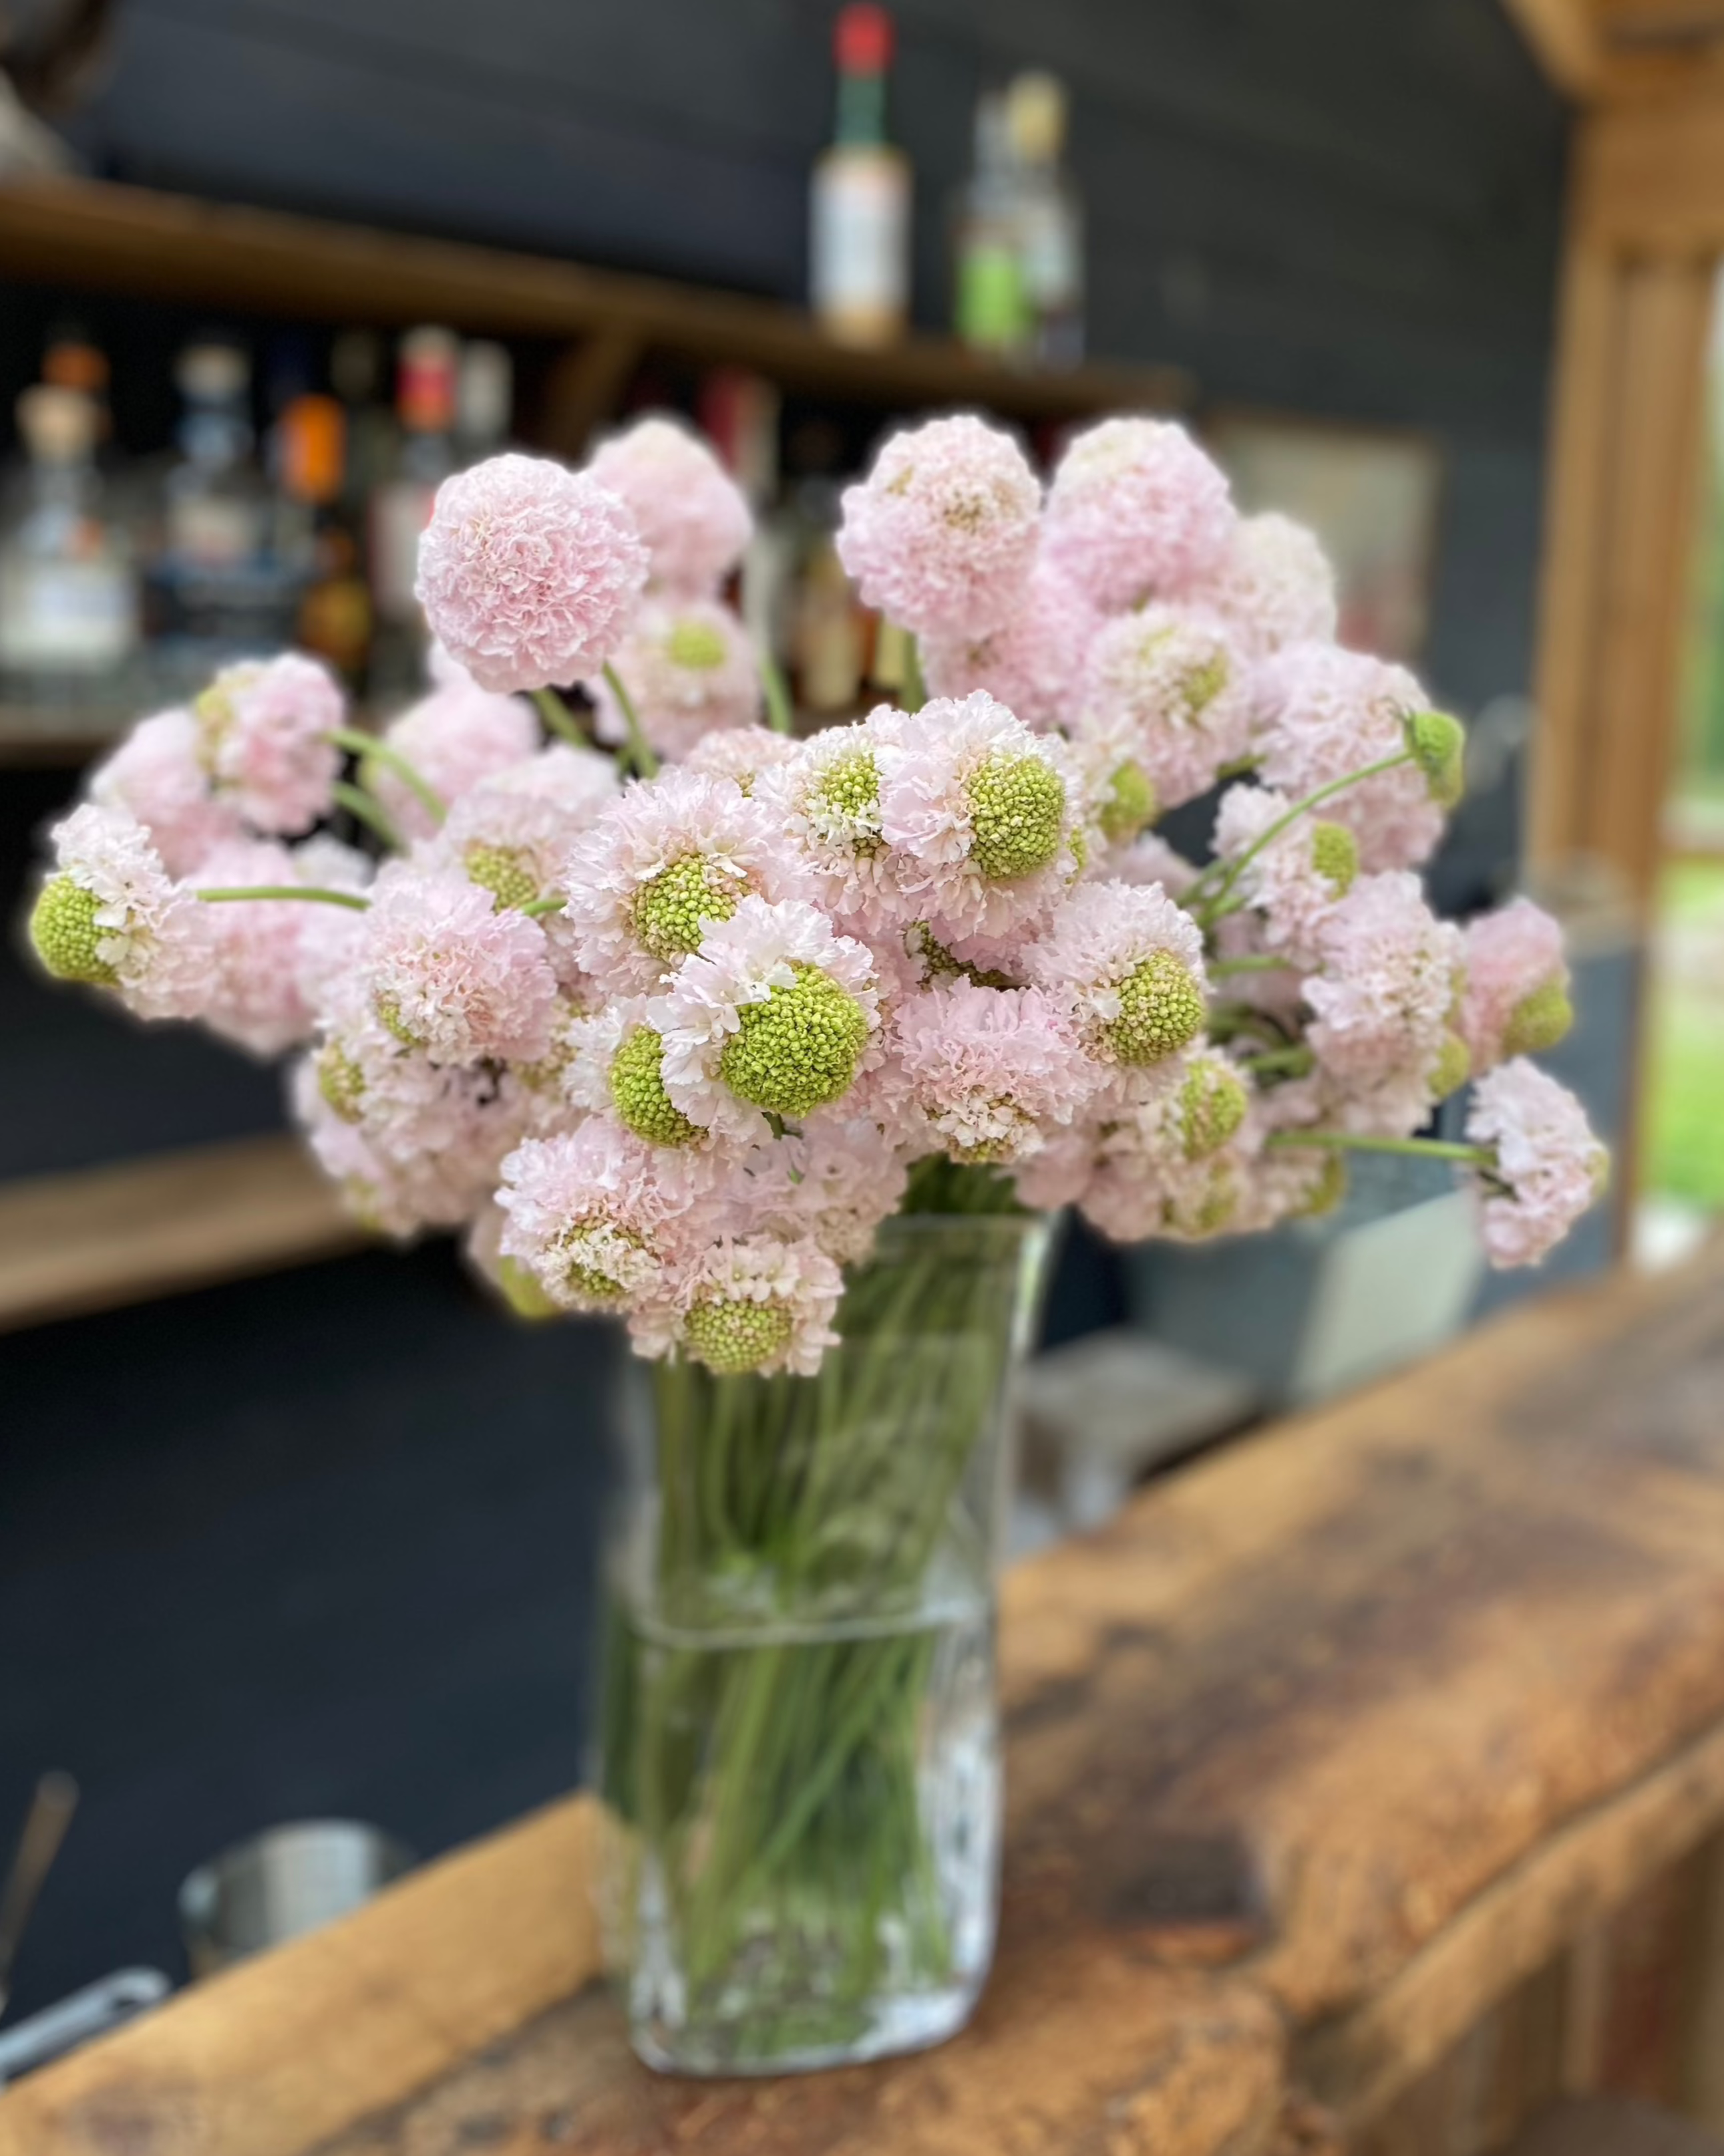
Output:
[
  {"xmin": 360, "ymin": 865, "xmax": 560, "ymax": 1067},
  {"xmin": 647, "ymin": 895, "xmax": 881, "ymax": 1144},
  {"xmin": 1199, "ymin": 512, "xmax": 1337, "ymax": 660},
  {"xmin": 1075, "ymin": 605, "xmax": 1252, "ymax": 812},
  {"xmin": 890, "ymin": 977, "xmax": 1101, "ymax": 1163},
  {"xmin": 638, "ymin": 1234, "xmax": 844, "ymax": 1378},
  {"xmin": 1025, "ymin": 877, "xmax": 1209, "ymax": 1077},
  {"xmin": 590, "ymin": 599, "xmax": 762, "ymax": 762},
  {"xmin": 1212, "ymin": 782, "xmax": 1359, "ymax": 968},
  {"xmin": 755, "ymin": 719, "xmax": 905, "ymax": 933},
  {"xmin": 1465, "ymin": 1060, "xmax": 1608, "ymax": 1269},
  {"xmin": 29, "ymin": 804, "xmax": 210, "ymax": 1020}
]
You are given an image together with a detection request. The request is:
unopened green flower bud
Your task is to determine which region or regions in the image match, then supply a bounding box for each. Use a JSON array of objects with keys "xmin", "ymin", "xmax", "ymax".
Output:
[
  {"xmin": 1310, "ymin": 819, "xmax": 1359, "ymax": 897},
  {"xmin": 1099, "ymin": 760, "xmax": 1158, "ymax": 846},
  {"xmin": 497, "ymin": 1256, "xmax": 561, "ymax": 1321},
  {"xmin": 611, "ymin": 1025, "xmax": 701, "ymax": 1146},
  {"xmin": 719, "ymin": 963, "xmax": 868, "ymax": 1118},
  {"xmin": 967, "ymin": 752, "xmax": 1066, "ymax": 880},
  {"xmin": 1504, "ymin": 979, "xmax": 1574, "ymax": 1058},
  {"xmin": 29, "ymin": 876, "xmax": 116, "ymax": 985},
  {"xmin": 1403, "ymin": 710, "xmax": 1466, "ymax": 808},
  {"xmin": 665, "ymin": 617, "xmax": 729, "ymax": 671},
  {"xmin": 464, "ymin": 842, "xmax": 539, "ymax": 912}
]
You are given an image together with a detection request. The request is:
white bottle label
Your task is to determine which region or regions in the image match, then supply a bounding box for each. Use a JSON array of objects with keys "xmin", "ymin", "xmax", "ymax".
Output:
[
  {"xmin": 812, "ymin": 154, "xmax": 910, "ymax": 329},
  {"xmin": 0, "ymin": 559, "xmax": 137, "ymax": 671}
]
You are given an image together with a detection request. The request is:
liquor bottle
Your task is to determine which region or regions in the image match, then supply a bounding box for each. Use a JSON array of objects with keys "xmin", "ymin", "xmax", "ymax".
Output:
[
  {"xmin": 1007, "ymin": 71, "xmax": 1085, "ymax": 367},
  {"xmin": 456, "ymin": 340, "xmax": 513, "ymax": 464},
  {"xmin": 330, "ymin": 328, "xmax": 399, "ymax": 520},
  {"xmin": 810, "ymin": 5, "xmax": 911, "ymax": 349},
  {"xmin": 951, "ymin": 88, "xmax": 1031, "ymax": 359},
  {"xmin": 0, "ymin": 383, "xmax": 139, "ymax": 713},
  {"xmin": 278, "ymin": 391, "xmax": 372, "ymax": 687},
  {"xmin": 369, "ymin": 325, "xmax": 458, "ymax": 694}
]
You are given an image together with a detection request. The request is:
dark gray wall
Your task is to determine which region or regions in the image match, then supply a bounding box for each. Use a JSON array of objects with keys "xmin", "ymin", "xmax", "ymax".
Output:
[{"xmin": 63, "ymin": 0, "xmax": 1568, "ymax": 728}]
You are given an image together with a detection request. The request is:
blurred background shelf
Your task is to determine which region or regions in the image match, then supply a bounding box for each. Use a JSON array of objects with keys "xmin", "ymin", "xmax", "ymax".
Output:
[
  {"xmin": 0, "ymin": 1135, "xmax": 362, "ymax": 1334},
  {"xmin": 0, "ymin": 174, "xmax": 1191, "ymax": 454}
]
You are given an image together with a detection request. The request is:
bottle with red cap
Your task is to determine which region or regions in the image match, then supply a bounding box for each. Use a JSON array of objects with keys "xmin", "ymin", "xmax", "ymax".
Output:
[{"xmin": 810, "ymin": 4, "xmax": 910, "ymax": 348}]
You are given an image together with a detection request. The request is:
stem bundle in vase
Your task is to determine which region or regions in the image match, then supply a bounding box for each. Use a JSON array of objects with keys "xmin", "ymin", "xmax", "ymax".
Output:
[{"xmin": 25, "ymin": 408, "xmax": 1606, "ymax": 2074}]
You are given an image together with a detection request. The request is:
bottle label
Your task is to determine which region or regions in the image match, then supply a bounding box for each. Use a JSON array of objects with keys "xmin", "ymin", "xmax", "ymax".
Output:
[
  {"xmin": 957, "ymin": 242, "xmax": 1030, "ymax": 351},
  {"xmin": 812, "ymin": 155, "xmax": 910, "ymax": 329},
  {"xmin": 0, "ymin": 558, "xmax": 137, "ymax": 671}
]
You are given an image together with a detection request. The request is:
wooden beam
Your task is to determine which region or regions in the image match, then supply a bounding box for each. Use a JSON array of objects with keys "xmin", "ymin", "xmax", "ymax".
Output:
[
  {"xmin": 0, "ymin": 1136, "xmax": 362, "ymax": 1332},
  {"xmin": 1504, "ymin": 0, "xmax": 1608, "ymax": 97}
]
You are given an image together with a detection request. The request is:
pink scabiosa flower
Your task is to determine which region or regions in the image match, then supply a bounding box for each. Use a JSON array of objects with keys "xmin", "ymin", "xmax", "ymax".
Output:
[
  {"xmin": 194, "ymin": 655, "xmax": 343, "ymax": 834},
  {"xmin": 1069, "ymin": 712, "xmax": 1163, "ymax": 865},
  {"xmin": 415, "ymin": 452, "xmax": 648, "ymax": 693},
  {"xmin": 590, "ymin": 599, "xmax": 761, "ymax": 762},
  {"xmin": 560, "ymin": 765, "xmax": 806, "ymax": 997},
  {"xmin": 919, "ymin": 555, "xmax": 1099, "ymax": 733},
  {"xmin": 496, "ymin": 1117, "xmax": 714, "ymax": 1315},
  {"xmin": 1459, "ymin": 898, "xmax": 1573, "ymax": 1074},
  {"xmin": 743, "ymin": 1116, "xmax": 910, "ymax": 1265},
  {"xmin": 755, "ymin": 719, "xmax": 903, "ymax": 933},
  {"xmin": 683, "ymin": 725, "xmax": 802, "ymax": 794},
  {"xmin": 1042, "ymin": 417, "xmax": 1235, "ymax": 612},
  {"xmin": 1111, "ymin": 831, "xmax": 1202, "ymax": 897},
  {"xmin": 1199, "ymin": 512, "xmax": 1338, "ymax": 661},
  {"xmin": 645, "ymin": 895, "xmax": 881, "ymax": 1144},
  {"xmin": 433, "ymin": 744, "xmax": 617, "ymax": 913},
  {"xmin": 1212, "ymin": 782, "xmax": 1361, "ymax": 967},
  {"xmin": 586, "ymin": 415, "xmax": 751, "ymax": 600},
  {"xmin": 1075, "ymin": 605, "xmax": 1252, "ymax": 812},
  {"xmin": 180, "ymin": 836, "xmax": 353, "ymax": 1057},
  {"xmin": 290, "ymin": 1055, "xmax": 512, "ymax": 1239},
  {"xmin": 288, "ymin": 834, "xmax": 375, "ymax": 1011},
  {"xmin": 29, "ymin": 803, "xmax": 209, "ymax": 1020},
  {"xmin": 87, "ymin": 708, "xmax": 242, "ymax": 876},
  {"xmin": 360, "ymin": 863, "xmax": 559, "ymax": 1066},
  {"xmin": 836, "ymin": 414, "xmax": 1040, "ymax": 640},
  {"xmin": 891, "ymin": 976, "xmax": 1100, "ymax": 1163},
  {"xmin": 1465, "ymin": 1059, "xmax": 1608, "ymax": 1268},
  {"xmin": 875, "ymin": 692, "xmax": 1081, "ymax": 940},
  {"xmin": 1025, "ymin": 877, "xmax": 1209, "ymax": 1080},
  {"xmin": 1069, "ymin": 1048, "xmax": 1256, "ymax": 1243},
  {"xmin": 367, "ymin": 670, "xmax": 538, "ymax": 840},
  {"xmin": 1306, "ymin": 871, "xmax": 1467, "ymax": 1125},
  {"xmin": 640, "ymin": 1234, "xmax": 844, "ymax": 1377},
  {"xmin": 1252, "ymin": 643, "xmax": 1448, "ymax": 873}
]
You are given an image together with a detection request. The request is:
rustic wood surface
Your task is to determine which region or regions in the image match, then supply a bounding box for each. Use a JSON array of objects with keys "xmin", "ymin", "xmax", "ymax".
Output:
[
  {"xmin": 0, "ymin": 1136, "xmax": 362, "ymax": 1333},
  {"xmin": 5, "ymin": 1244, "xmax": 1724, "ymax": 2154}
]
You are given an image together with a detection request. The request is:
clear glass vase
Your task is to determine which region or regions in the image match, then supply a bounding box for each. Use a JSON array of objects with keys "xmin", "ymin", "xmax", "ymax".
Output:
[{"xmin": 594, "ymin": 1212, "xmax": 1053, "ymax": 2076}]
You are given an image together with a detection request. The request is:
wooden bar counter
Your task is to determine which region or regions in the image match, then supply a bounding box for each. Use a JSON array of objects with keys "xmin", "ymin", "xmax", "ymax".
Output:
[{"xmin": 5, "ymin": 1242, "xmax": 1724, "ymax": 2155}]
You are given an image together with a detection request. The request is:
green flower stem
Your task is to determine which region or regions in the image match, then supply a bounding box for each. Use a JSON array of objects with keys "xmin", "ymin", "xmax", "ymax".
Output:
[
  {"xmin": 1208, "ymin": 953, "xmax": 1295, "ymax": 979},
  {"xmin": 196, "ymin": 885, "xmax": 370, "ymax": 910},
  {"xmin": 1266, "ymin": 1130, "xmax": 1493, "ymax": 1166},
  {"xmin": 1242, "ymin": 1045, "xmax": 1315, "ymax": 1078},
  {"xmin": 324, "ymin": 726, "xmax": 446, "ymax": 828},
  {"xmin": 757, "ymin": 643, "xmax": 795, "ymax": 737},
  {"xmin": 1188, "ymin": 750, "xmax": 1415, "ymax": 926},
  {"xmin": 331, "ymin": 777, "xmax": 405, "ymax": 854},
  {"xmin": 902, "ymin": 632, "xmax": 927, "ymax": 712},
  {"xmin": 530, "ymin": 685, "xmax": 589, "ymax": 748},
  {"xmin": 519, "ymin": 895, "xmax": 567, "ymax": 918},
  {"xmin": 602, "ymin": 661, "xmax": 661, "ymax": 778}
]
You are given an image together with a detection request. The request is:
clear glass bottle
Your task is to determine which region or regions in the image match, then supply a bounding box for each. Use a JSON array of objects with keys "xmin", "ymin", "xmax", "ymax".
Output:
[
  {"xmin": 456, "ymin": 339, "xmax": 513, "ymax": 465},
  {"xmin": 810, "ymin": 5, "xmax": 911, "ymax": 349},
  {"xmin": 951, "ymin": 88, "xmax": 1031, "ymax": 360},
  {"xmin": 0, "ymin": 383, "xmax": 139, "ymax": 716},
  {"xmin": 595, "ymin": 1211, "xmax": 1053, "ymax": 2076},
  {"xmin": 1006, "ymin": 71, "xmax": 1085, "ymax": 368}
]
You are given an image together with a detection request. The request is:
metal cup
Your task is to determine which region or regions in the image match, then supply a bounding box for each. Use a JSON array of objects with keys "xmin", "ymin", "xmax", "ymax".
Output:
[{"xmin": 178, "ymin": 1821, "xmax": 414, "ymax": 1978}]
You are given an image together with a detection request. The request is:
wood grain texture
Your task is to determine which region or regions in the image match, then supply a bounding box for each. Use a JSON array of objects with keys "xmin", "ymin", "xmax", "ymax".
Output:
[
  {"xmin": 0, "ymin": 1135, "xmax": 361, "ymax": 1332},
  {"xmin": 7, "ymin": 1247, "xmax": 1724, "ymax": 2153}
]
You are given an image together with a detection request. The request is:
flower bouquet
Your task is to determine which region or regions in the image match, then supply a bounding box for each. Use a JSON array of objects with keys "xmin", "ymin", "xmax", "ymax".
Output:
[{"xmin": 27, "ymin": 410, "xmax": 1604, "ymax": 2074}]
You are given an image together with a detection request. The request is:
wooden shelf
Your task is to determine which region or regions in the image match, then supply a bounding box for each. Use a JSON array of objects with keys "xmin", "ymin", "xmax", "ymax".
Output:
[
  {"xmin": 0, "ymin": 174, "xmax": 1190, "ymax": 435},
  {"xmin": 0, "ymin": 1134, "xmax": 363, "ymax": 1332}
]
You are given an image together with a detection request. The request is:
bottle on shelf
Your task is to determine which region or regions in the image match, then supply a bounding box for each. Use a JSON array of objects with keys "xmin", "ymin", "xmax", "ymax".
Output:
[
  {"xmin": 277, "ymin": 388, "xmax": 373, "ymax": 688},
  {"xmin": 456, "ymin": 339, "xmax": 513, "ymax": 465},
  {"xmin": 369, "ymin": 325, "xmax": 459, "ymax": 696},
  {"xmin": 951, "ymin": 86, "xmax": 1031, "ymax": 361},
  {"xmin": 1006, "ymin": 71, "xmax": 1085, "ymax": 367},
  {"xmin": 0, "ymin": 381, "xmax": 140, "ymax": 718},
  {"xmin": 330, "ymin": 328, "xmax": 399, "ymax": 523},
  {"xmin": 144, "ymin": 339, "xmax": 296, "ymax": 699},
  {"xmin": 810, "ymin": 4, "xmax": 911, "ymax": 349}
]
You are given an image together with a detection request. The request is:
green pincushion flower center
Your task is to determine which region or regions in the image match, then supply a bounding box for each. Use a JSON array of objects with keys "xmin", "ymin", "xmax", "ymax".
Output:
[
  {"xmin": 1101, "ymin": 949, "xmax": 1206, "ymax": 1066},
  {"xmin": 610, "ymin": 1025, "xmax": 701, "ymax": 1146},
  {"xmin": 1182, "ymin": 651, "xmax": 1229, "ymax": 715},
  {"xmin": 665, "ymin": 617, "xmax": 729, "ymax": 671},
  {"xmin": 1099, "ymin": 760, "xmax": 1158, "ymax": 845},
  {"xmin": 316, "ymin": 1042, "xmax": 367, "ymax": 1122},
  {"xmin": 1295, "ymin": 1153, "xmax": 1349, "ymax": 1221},
  {"xmin": 1429, "ymin": 1030, "xmax": 1472, "ymax": 1101},
  {"xmin": 814, "ymin": 748, "xmax": 884, "ymax": 853},
  {"xmin": 1178, "ymin": 1062, "xmax": 1248, "ymax": 1160},
  {"xmin": 1504, "ymin": 979, "xmax": 1574, "ymax": 1058},
  {"xmin": 29, "ymin": 876, "xmax": 117, "ymax": 985},
  {"xmin": 1310, "ymin": 819, "xmax": 1359, "ymax": 897},
  {"xmin": 464, "ymin": 842, "xmax": 539, "ymax": 912},
  {"xmin": 684, "ymin": 1295, "xmax": 794, "ymax": 1376},
  {"xmin": 192, "ymin": 677, "xmax": 240, "ymax": 772},
  {"xmin": 910, "ymin": 923, "xmax": 1015, "ymax": 990},
  {"xmin": 374, "ymin": 991, "xmax": 423, "ymax": 1050},
  {"xmin": 966, "ymin": 752, "xmax": 1066, "ymax": 881},
  {"xmin": 1404, "ymin": 710, "xmax": 1466, "ymax": 807},
  {"xmin": 631, "ymin": 853, "xmax": 745, "ymax": 962},
  {"xmin": 719, "ymin": 963, "xmax": 869, "ymax": 1118},
  {"xmin": 559, "ymin": 1219, "xmax": 647, "ymax": 1302}
]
